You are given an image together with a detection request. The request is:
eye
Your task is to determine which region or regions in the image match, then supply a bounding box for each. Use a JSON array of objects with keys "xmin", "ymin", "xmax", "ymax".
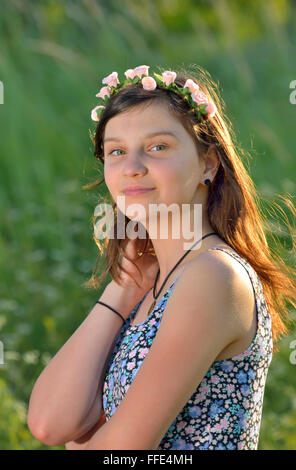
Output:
[
  {"xmin": 106, "ymin": 143, "xmax": 168, "ymax": 157},
  {"xmin": 151, "ymin": 144, "xmax": 167, "ymax": 152},
  {"xmin": 107, "ymin": 148, "xmax": 125, "ymax": 157}
]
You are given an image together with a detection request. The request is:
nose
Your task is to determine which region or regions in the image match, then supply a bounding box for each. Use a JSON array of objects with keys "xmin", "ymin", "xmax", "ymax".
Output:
[{"xmin": 122, "ymin": 152, "xmax": 148, "ymax": 177}]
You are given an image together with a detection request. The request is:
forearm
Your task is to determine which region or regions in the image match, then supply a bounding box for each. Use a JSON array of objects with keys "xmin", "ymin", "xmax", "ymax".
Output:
[{"xmin": 28, "ymin": 281, "xmax": 140, "ymax": 445}]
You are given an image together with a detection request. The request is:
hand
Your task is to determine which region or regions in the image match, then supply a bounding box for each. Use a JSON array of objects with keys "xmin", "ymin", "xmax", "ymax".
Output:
[{"xmin": 116, "ymin": 238, "xmax": 159, "ymax": 298}]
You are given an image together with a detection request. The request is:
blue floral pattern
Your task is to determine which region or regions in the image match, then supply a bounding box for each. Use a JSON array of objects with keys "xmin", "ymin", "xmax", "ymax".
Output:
[{"xmin": 102, "ymin": 247, "xmax": 273, "ymax": 450}]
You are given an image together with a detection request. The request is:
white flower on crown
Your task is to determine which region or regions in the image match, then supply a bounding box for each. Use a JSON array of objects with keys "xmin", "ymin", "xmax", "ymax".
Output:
[
  {"xmin": 205, "ymin": 102, "xmax": 217, "ymax": 118},
  {"xmin": 91, "ymin": 105, "xmax": 105, "ymax": 122},
  {"xmin": 96, "ymin": 86, "xmax": 111, "ymax": 100},
  {"xmin": 142, "ymin": 76, "xmax": 157, "ymax": 90},
  {"xmin": 124, "ymin": 69, "xmax": 136, "ymax": 80},
  {"xmin": 162, "ymin": 71, "xmax": 177, "ymax": 86},
  {"xmin": 124, "ymin": 65, "xmax": 150, "ymax": 81},
  {"xmin": 132, "ymin": 65, "xmax": 150, "ymax": 78},
  {"xmin": 191, "ymin": 90, "xmax": 209, "ymax": 105},
  {"xmin": 102, "ymin": 71, "xmax": 119, "ymax": 88},
  {"xmin": 184, "ymin": 79, "xmax": 199, "ymax": 93}
]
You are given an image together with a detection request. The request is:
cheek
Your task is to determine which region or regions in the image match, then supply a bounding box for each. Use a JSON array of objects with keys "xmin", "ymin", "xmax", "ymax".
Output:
[
  {"xmin": 166, "ymin": 162, "xmax": 200, "ymax": 200},
  {"xmin": 104, "ymin": 166, "xmax": 117, "ymax": 193}
]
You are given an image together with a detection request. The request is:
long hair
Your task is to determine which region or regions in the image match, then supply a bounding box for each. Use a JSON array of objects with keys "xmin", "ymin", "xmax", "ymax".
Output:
[{"xmin": 82, "ymin": 64, "xmax": 296, "ymax": 354}]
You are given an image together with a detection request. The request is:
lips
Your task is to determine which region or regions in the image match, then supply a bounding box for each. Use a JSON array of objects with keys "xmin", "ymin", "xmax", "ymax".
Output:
[{"xmin": 122, "ymin": 187, "xmax": 155, "ymax": 195}]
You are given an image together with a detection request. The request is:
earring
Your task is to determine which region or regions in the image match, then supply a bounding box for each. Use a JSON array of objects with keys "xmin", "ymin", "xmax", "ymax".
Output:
[{"xmin": 204, "ymin": 178, "xmax": 211, "ymax": 186}]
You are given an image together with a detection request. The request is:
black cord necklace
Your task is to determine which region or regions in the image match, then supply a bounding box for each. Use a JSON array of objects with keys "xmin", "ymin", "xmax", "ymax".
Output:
[{"xmin": 146, "ymin": 232, "xmax": 218, "ymax": 317}]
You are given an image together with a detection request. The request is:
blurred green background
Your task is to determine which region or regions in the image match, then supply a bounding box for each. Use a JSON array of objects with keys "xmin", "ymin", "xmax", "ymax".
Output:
[{"xmin": 0, "ymin": 0, "xmax": 295, "ymax": 450}]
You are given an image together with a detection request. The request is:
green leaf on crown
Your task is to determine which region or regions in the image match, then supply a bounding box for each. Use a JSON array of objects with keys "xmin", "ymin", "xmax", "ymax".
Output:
[
  {"xmin": 180, "ymin": 88, "xmax": 189, "ymax": 96},
  {"xmin": 153, "ymin": 72, "xmax": 163, "ymax": 82},
  {"xmin": 96, "ymin": 107, "xmax": 104, "ymax": 118},
  {"xmin": 118, "ymin": 79, "xmax": 128, "ymax": 88},
  {"xmin": 132, "ymin": 76, "xmax": 141, "ymax": 84},
  {"xmin": 109, "ymin": 85, "xmax": 118, "ymax": 95},
  {"xmin": 199, "ymin": 104, "xmax": 208, "ymax": 115},
  {"xmin": 169, "ymin": 83, "xmax": 179, "ymax": 91},
  {"xmin": 187, "ymin": 95, "xmax": 197, "ymax": 108}
]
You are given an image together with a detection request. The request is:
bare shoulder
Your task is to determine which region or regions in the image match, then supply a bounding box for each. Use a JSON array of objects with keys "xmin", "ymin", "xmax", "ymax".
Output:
[
  {"xmin": 185, "ymin": 244, "xmax": 237, "ymax": 284},
  {"xmin": 180, "ymin": 245, "xmax": 256, "ymax": 340},
  {"xmin": 189, "ymin": 245, "xmax": 254, "ymax": 297},
  {"xmin": 165, "ymin": 247, "xmax": 238, "ymax": 324}
]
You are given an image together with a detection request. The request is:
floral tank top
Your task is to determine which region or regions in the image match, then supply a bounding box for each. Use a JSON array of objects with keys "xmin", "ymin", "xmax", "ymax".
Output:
[{"xmin": 102, "ymin": 247, "xmax": 273, "ymax": 450}]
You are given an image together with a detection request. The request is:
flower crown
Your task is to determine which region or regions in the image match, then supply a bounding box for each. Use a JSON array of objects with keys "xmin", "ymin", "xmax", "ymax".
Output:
[{"xmin": 91, "ymin": 65, "xmax": 217, "ymax": 122}]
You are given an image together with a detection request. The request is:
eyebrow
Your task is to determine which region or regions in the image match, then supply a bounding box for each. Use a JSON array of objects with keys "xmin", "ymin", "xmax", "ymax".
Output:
[{"xmin": 103, "ymin": 130, "xmax": 179, "ymax": 144}]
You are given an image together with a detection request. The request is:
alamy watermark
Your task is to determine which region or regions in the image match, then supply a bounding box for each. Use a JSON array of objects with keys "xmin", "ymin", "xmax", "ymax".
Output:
[
  {"xmin": 93, "ymin": 197, "xmax": 205, "ymax": 250},
  {"xmin": 0, "ymin": 81, "xmax": 3, "ymax": 104},
  {"xmin": 0, "ymin": 340, "xmax": 4, "ymax": 364},
  {"xmin": 289, "ymin": 339, "xmax": 296, "ymax": 365}
]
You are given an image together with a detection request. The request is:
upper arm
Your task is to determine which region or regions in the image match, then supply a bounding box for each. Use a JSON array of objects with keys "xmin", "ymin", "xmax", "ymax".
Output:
[{"xmin": 88, "ymin": 252, "xmax": 242, "ymax": 450}]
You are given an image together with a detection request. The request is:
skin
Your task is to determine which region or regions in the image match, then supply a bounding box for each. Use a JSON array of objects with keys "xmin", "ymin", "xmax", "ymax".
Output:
[{"xmin": 103, "ymin": 100, "xmax": 222, "ymax": 287}]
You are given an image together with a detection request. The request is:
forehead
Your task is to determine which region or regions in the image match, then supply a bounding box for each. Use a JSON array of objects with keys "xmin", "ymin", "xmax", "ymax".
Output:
[{"xmin": 104, "ymin": 101, "xmax": 181, "ymax": 137}]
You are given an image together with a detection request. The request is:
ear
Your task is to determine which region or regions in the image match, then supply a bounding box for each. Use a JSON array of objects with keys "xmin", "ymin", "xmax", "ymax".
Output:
[{"xmin": 203, "ymin": 144, "xmax": 221, "ymax": 179}]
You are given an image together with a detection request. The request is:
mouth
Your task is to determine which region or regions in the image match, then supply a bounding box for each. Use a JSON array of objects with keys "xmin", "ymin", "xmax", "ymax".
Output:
[{"xmin": 122, "ymin": 188, "xmax": 156, "ymax": 196}]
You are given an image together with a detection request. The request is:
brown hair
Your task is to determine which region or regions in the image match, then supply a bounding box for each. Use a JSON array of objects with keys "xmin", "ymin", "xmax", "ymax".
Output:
[{"xmin": 82, "ymin": 64, "xmax": 296, "ymax": 353}]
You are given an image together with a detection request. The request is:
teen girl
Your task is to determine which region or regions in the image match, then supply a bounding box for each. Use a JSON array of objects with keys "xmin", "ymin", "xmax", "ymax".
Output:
[{"xmin": 28, "ymin": 64, "xmax": 296, "ymax": 450}]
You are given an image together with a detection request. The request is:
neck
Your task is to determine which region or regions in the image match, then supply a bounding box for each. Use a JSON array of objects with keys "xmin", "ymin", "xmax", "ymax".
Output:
[{"xmin": 150, "ymin": 224, "xmax": 218, "ymax": 291}]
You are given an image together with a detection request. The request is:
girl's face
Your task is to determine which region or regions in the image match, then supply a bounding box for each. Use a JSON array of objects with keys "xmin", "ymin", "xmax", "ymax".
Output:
[{"xmin": 103, "ymin": 101, "xmax": 207, "ymax": 222}]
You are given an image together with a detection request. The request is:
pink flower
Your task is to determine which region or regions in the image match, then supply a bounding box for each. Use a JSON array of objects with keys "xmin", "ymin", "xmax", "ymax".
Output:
[
  {"xmin": 133, "ymin": 65, "xmax": 150, "ymax": 78},
  {"xmin": 196, "ymin": 393, "xmax": 204, "ymax": 402},
  {"xmin": 142, "ymin": 76, "xmax": 157, "ymax": 91},
  {"xmin": 184, "ymin": 79, "xmax": 199, "ymax": 93},
  {"xmin": 139, "ymin": 347, "xmax": 149, "ymax": 358},
  {"xmin": 206, "ymin": 101, "xmax": 217, "ymax": 117},
  {"xmin": 162, "ymin": 70, "xmax": 177, "ymax": 86},
  {"xmin": 91, "ymin": 105, "xmax": 105, "ymax": 121},
  {"xmin": 176, "ymin": 421, "xmax": 186, "ymax": 430},
  {"xmin": 124, "ymin": 69, "xmax": 136, "ymax": 80},
  {"xmin": 127, "ymin": 361, "xmax": 135, "ymax": 370},
  {"xmin": 191, "ymin": 90, "xmax": 208, "ymax": 105},
  {"xmin": 185, "ymin": 425, "xmax": 195, "ymax": 434},
  {"xmin": 102, "ymin": 71, "xmax": 119, "ymax": 88},
  {"xmin": 210, "ymin": 375, "xmax": 219, "ymax": 384},
  {"xmin": 96, "ymin": 86, "xmax": 111, "ymax": 99},
  {"xmin": 200, "ymin": 384, "xmax": 210, "ymax": 394}
]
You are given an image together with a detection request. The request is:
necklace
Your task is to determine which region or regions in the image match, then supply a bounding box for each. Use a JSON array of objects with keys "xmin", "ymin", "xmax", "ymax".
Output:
[{"xmin": 146, "ymin": 232, "xmax": 218, "ymax": 317}]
